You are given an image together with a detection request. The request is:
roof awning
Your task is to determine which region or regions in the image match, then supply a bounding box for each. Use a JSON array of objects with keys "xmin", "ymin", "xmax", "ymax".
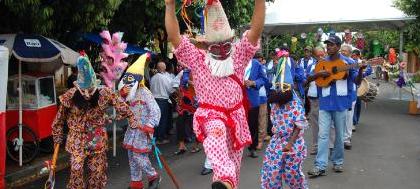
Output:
[{"xmin": 264, "ymin": 0, "xmax": 416, "ymax": 35}]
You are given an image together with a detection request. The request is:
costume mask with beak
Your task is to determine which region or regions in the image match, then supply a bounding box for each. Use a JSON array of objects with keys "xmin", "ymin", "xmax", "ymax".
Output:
[{"xmin": 118, "ymin": 53, "xmax": 150, "ymax": 102}]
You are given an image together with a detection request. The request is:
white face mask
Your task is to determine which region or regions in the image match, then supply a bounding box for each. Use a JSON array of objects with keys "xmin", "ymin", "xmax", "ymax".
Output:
[
  {"xmin": 205, "ymin": 51, "xmax": 235, "ymax": 78},
  {"xmin": 118, "ymin": 80, "xmax": 139, "ymax": 103}
]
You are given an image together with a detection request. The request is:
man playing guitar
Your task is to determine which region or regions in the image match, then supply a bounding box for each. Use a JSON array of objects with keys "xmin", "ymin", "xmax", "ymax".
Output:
[{"xmin": 307, "ymin": 35, "xmax": 366, "ymax": 177}]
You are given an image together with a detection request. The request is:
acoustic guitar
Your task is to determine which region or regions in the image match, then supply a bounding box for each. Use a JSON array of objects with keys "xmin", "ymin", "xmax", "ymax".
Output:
[{"xmin": 314, "ymin": 57, "xmax": 384, "ymax": 88}]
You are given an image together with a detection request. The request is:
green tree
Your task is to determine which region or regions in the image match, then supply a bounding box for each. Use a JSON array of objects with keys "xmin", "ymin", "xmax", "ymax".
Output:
[
  {"xmin": 0, "ymin": 0, "xmax": 123, "ymax": 42},
  {"xmin": 394, "ymin": 0, "xmax": 420, "ymax": 55},
  {"xmin": 109, "ymin": 0, "xmax": 274, "ymax": 59}
]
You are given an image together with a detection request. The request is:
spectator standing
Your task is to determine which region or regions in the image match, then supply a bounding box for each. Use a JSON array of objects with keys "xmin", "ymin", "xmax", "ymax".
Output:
[
  {"xmin": 244, "ymin": 56, "xmax": 269, "ymax": 158},
  {"xmin": 150, "ymin": 61, "xmax": 175, "ymax": 144}
]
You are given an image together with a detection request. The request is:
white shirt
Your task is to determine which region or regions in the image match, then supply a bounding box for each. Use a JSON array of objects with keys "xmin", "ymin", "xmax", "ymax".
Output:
[
  {"xmin": 150, "ymin": 72, "xmax": 175, "ymax": 99},
  {"xmin": 172, "ymin": 70, "xmax": 184, "ymax": 88}
]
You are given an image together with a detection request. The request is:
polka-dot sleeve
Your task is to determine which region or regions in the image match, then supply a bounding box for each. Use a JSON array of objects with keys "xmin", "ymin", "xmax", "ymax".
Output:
[
  {"xmin": 174, "ymin": 36, "xmax": 205, "ymax": 70},
  {"xmin": 233, "ymin": 30, "xmax": 261, "ymax": 74}
]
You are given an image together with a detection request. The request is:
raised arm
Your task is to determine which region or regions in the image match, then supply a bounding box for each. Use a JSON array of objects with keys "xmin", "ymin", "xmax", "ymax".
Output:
[
  {"xmin": 247, "ymin": 0, "xmax": 266, "ymax": 46},
  {"xmin": 165, "ymin": 0, "xmax": 182, "ymax": 48}
]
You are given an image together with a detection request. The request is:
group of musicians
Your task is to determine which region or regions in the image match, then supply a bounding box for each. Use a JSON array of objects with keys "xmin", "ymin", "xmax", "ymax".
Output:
[
  {"xmin": 289, "ymin": 35, "xmax": 373, "ymax": 178},
  {"xmin": 170, "ymin": 36, "xmax": 374, "ymax": 189}
]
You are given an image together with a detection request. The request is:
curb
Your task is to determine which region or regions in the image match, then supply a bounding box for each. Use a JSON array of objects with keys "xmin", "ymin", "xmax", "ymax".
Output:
[{"xmin": 6, "ymin": 130, "xmax": 125, "ymax": 188}]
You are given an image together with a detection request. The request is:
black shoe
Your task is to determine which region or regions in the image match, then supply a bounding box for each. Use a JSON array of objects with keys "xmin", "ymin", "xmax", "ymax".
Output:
[
  {"xmin": 344, "ymin": 142, "xmax": 352, "ymax": 150},
  {"xmin": 211, "ymin": 181, "xmax": 228, "ymax": 189},
  {"xmin": 174, "ymin": 149, "xmax": 186, "ymax": 155},
  {"xmin": 249, "ymin": 150, "xmax": 258, "ymax": 158},
  {"xmin": 148, "ymin": 176, "xmax": 161, "ymax": 189},
  {"xmin": 201, "ymin": 168, "xmax": 213, "ymax": 175}
]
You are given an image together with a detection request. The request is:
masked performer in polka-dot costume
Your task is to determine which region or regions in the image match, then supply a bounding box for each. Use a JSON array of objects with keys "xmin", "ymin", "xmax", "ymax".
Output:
[{"xmin": 165, "ymin": 0, "xmax": 265, "ymax": 188}]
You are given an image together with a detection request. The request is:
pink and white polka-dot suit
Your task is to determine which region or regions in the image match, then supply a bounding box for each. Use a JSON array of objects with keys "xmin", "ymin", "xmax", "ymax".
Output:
[{"xmin": 174, "ymin": 32, "xmax": 259, "ymax": 188}]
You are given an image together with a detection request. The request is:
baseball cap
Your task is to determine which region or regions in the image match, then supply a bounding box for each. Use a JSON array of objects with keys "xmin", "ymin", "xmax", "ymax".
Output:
[
  {"xmin": 304, "ymin": 46, "xmax": 313, "ymax": 51},
  {"xmin": 324, "ymin": 35, "xmax": 342, "ymax": 45}
]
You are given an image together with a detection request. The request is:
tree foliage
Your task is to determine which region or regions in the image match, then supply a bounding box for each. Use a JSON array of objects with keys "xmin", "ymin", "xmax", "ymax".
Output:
[
  {"xmin": 394, "ymin": 0, "xmax": 420, "ymax": 54},
  {"xmin": 0, "ymin": 0, "xmax": 123, "ymax": 42},
  {"xmin": 1, "ymin": 0, "xmax": 273, "ymax": 58}
]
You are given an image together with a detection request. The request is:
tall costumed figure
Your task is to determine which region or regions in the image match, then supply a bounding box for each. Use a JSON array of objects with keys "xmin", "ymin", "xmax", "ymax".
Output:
[
  {"xmin": 165, "ymin": 0, "xmax": 266, "ymax": 188},
  {"xmin": 118, "ymin": 53, "xmax": 162, "ymax": 189},
  {"xmin": 51, "ymin": 52, "xmax": 138, "ymax": 189}
]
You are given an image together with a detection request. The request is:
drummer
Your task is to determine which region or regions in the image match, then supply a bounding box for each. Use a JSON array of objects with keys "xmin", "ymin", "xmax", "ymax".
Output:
[{"xmin": 351, "ymin": 50, "xmax": 372, "ymax": 132}]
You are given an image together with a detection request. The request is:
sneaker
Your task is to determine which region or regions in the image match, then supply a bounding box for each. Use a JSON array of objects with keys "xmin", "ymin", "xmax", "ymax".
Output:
[
  {"xmin": 352, "ymin": 125, "xmax": 356, "ymax": 132},
  {"xmin": 201, "ymin": 168, "xmax": 213, "ymax": 175},
  {"xmin": 249, "ymin": 150, "xmax": 258, "ymax": 158},
  {"xmin": 333, "ymin": 164, "xmax": 344, "ymax": 173},
  {"xmin": 307, "ymin": 167, "xmax": 327, "ymax": 177},
  {"xmin": 344, "ymin": 142, "xmax": 352, "ymax": 150}
]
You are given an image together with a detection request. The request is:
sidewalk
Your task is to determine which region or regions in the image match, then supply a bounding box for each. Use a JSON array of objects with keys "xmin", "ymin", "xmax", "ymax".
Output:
[{"xmin": 6, "ymin": 112, "xmax": 180, "ymax": 188}]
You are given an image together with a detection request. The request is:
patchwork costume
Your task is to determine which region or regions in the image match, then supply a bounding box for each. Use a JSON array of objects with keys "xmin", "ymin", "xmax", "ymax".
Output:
[
  {"xmin": 261, "ymin": 53, "xmax": 309, "ymax": 189},
  {"xmin": 52, "ymin": 54, "xmax": 138, "ymax": 189},
  {"xmin": 174, "ymin": 1, "xmax": 259, "ymax": 188},
  {"xmin": 118, "ymin": 54, "xmax": 161, "ymax": 189}
]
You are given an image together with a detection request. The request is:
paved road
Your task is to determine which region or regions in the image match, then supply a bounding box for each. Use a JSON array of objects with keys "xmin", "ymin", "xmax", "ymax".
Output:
[{"xmin": 19, "ymin": 81, "xmax": 420, "ymax": 189}]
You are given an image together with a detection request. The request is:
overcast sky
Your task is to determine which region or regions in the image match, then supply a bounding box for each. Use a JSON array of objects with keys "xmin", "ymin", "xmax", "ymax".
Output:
[{"xmin": 265, "ymin": 0, "xmax": 407, "ymax": 24}]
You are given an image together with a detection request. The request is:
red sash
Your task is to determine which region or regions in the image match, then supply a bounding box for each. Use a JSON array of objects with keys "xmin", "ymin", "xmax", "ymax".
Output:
[{"xmin": 195, "ymin": 74, "xmax": 251, "ymax": 150}]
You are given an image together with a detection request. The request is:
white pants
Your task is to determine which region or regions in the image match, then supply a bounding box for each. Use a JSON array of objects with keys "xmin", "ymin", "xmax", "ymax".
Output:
[
  {"xmin": 204, "ymin": 157, "xmax": 212, "ymax": 169},
  {"xmin": 344, "ymin": 101, "xmax": 356, "ymax": 143}
]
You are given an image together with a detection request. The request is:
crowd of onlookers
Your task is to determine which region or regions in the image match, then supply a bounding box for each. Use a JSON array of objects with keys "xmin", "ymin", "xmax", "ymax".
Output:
[{"xmin": 64, "ymin": 42, "xmax": 374, "ymax": 177}]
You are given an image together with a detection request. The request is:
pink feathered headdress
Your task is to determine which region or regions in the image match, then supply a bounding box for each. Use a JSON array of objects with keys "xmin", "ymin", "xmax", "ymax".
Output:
[
  {"xmin": 276, "ymin": 48, "xmax": 290, "ymax": 58},
  {"xmin": 99, "ymin": 30, "xmax": 129, "ymax": 88}
]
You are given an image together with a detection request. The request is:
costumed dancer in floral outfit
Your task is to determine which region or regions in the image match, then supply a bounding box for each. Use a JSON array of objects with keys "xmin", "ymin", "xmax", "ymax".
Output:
[
  {"xmin": 118, "ymin": 53, "xmax": 161, "ymax": 189},
  {"xmin": 261, "ymin": 49, "xmax": 309, "ymax": 189},
  {"xmin": 165, "ymin": 0, "xmax": 265, "ymax": 188},
  {"xmin": 52, "ymin": 53, "xmax": 138, "ymax": 189}
]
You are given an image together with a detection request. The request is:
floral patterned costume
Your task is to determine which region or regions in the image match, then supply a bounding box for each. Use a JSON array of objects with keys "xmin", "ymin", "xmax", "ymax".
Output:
[
  {"xmin": 52, "ymin": 87, "xmax": 137, "ymax": 189},
  {"xmin": 122, "ymin": 87, "xmax": 161, "ymax": 189},
  {"xmin": 174, "ymin": 32, "xmax": 259, "ymax": 188},
  {"xmin": 261, "ymin": 98, "xmax": 308, "ymax": 189}
]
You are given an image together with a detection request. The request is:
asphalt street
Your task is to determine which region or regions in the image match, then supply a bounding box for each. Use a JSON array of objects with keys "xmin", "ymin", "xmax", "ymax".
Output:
[{"xmin": 19, "ymin": 80, "xmax": 420, "ymax": 189}]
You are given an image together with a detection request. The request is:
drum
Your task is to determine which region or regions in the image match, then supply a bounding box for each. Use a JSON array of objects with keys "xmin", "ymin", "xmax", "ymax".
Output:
[
  {"xmin": 357, "ymin": 79, "xmax": 369, "ymax": 97},
  {"xmin": 360, "ymin": 81, "xmax": 379, "ymax": 102}
]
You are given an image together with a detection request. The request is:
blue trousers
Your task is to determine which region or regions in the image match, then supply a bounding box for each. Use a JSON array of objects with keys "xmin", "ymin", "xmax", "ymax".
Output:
[
  {"xmin": 353, "ymin": 98, "xmax": 362, "ymax": 125},
  {"xmin": 155, "ymin": 98, "xmax": 170, "ymax": 141},
  {"xmin": 315, "ymin": 110, "xmax": 346, "ymax": 170}
]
